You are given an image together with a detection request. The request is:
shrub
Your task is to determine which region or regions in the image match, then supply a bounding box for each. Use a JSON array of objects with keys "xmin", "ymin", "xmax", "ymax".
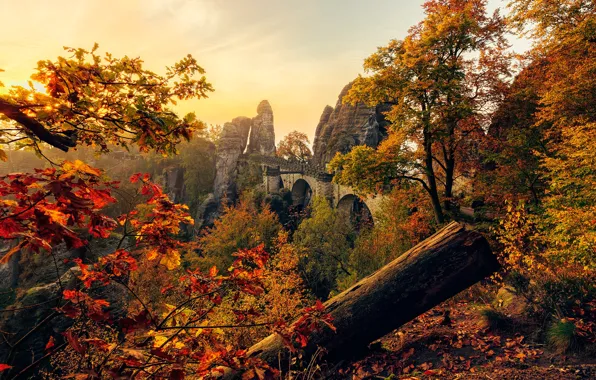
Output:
[
  {"xmin": 547, "ymin": 319, "xmax": 578, "ymax": 353},
  {"xmin": 197, "ymin": 197, "xmax": 281, "ymax": 269},
  {"xmin": 480, "ymin": 308, "xmax": 512, "ymax": 330},
  {"xmin": 293, "ymin": 197, "xmax": 354, "ymax": 299}
]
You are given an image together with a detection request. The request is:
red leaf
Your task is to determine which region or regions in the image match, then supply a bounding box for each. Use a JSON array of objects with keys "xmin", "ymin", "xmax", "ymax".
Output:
[
  {"xmin": 0, "ymin": 364, "xmax": 11, "ymax": 372},
  {"xmin": 63, "ymin": 331, "xmax": 86, "ymax": 355},
  {"xmin": 45, "ymin": 336, "xmax": 56, "ymax": 351}
]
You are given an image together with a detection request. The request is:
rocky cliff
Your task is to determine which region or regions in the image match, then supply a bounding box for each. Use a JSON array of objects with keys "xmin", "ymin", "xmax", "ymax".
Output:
[
  {"xmin": 0, "ymin": 238, "xmax": 126, "ymax": 371},
  {"xmin": 312, "ymin": 82, "xmax": 390, "ymax": 167},
  {"xmin": 213, "ymin": 100, "xmax": 275, "ymax": 201},
  {"xmin": 246, "ymin": 100, "xmax": 276, "ymax": 155},
  {"xmin": 195, "ymin": 100, "xmax": 276, "ymax": 230}
]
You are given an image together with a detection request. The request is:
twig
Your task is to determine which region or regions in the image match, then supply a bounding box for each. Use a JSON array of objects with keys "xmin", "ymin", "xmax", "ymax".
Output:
[{"xmin": 9, "ymin": 342, "xmax": 68, "ymax": 380}]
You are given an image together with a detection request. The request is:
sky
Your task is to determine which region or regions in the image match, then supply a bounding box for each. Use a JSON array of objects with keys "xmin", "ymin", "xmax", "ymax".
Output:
[{"xmin": 0, "ymin": 0, "xmax": 530, "ymax": 143}]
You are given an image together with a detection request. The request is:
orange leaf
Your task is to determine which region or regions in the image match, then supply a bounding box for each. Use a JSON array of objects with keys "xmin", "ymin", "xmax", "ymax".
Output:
[
  {"xmin": 0, "ymin": 243, "xmax": 23, "ymax": 265},
  {"xmin": 45, "ymin": 336, "xmax": 55, "ymax": 351}
]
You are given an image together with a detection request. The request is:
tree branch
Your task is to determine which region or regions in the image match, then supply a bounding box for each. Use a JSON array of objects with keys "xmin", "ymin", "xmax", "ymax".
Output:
[{"xmin": 0, "ymin": 99, "xmax": 77, "ymax": 151}]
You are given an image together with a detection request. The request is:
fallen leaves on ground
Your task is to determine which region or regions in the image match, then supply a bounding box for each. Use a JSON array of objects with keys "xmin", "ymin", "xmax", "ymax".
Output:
[{"xmin": 338, "ymin": 301, "xmax": 595, "ymax": 379}]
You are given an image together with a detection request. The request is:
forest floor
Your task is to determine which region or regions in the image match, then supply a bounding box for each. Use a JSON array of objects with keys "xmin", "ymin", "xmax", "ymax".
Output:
[{"xmin": 327, "ymin": 292, "xmax": 596, "ymax": 379}]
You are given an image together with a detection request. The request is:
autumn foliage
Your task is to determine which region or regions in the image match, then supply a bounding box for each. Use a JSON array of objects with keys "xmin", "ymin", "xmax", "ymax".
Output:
[
  {"xmin": 0, "ymin": 160, "xmax": 118, "ymax": 258},
  {"xmin": 1, "ymin": 0, "xmax": 596, "ymax": 377},
  {"xmin": 0, "ymin": 46, "xmax": 333, "ymax": 378},
  {"xmin": 0, "ymin": 168, "xmax": 332, "ymax": 378}
]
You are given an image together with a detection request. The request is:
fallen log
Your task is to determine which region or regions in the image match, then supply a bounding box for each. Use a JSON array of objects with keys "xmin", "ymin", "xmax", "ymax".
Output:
[{"xmin": 245, "ymin": 221, "xmax": 499, "ymax": 371}]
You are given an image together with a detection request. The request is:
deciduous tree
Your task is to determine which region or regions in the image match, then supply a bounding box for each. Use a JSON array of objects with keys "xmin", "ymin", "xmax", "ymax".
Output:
[
  {"xmin": 293, "ymin": 196, "xmax": 354, "ymax": 299},
  {"xmin": 276, "ymin": 130, "xmax": 312, "ymax": 163},
  {"xmin": 330, "ymin": 0, "xmax": 510, "ymax": 223},
  {"xmin": 508, "ymin": 0, "xmax": 596, "ymax": 268}
]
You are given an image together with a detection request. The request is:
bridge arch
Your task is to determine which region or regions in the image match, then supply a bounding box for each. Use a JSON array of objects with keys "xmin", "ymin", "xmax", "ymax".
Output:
[
  {"xmin": 337, "ymin": 194, "xmax": 374, "ymax": 230},
  {"xmin": 291, "ymin": 178, "xmax": 313, "ymax": 208}
]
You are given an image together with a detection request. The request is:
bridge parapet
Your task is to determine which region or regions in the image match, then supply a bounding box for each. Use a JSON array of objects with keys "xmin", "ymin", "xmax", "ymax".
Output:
[{"xmin": 241, "ymin": 154, "xmax": 327, "ymax": 177}]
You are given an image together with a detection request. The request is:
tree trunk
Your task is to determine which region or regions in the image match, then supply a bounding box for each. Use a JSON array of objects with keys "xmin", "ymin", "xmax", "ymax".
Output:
[
  {"xmin": 243, "ymin": 222, "xmax": 498, "ymax": 372},
  {"xmin": 444, "ymin": 155, "xmax": 455, "ymax": 211},
  {"xmin": 424, "ymin": 131, "xmax": 445, "ymax": 224}
]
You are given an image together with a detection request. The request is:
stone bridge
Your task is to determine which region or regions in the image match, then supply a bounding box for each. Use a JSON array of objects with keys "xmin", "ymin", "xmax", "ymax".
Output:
[{"xmin": 243, "ymin": 155, "xmax": 384, "ymax": 225}]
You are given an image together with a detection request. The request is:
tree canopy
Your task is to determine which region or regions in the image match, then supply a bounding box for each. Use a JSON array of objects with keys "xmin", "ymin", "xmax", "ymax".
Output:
[
  {"xmin": 0, "ymin": 44, "xmax": 213, "ymax": 157},
  {"xmin": 330, "ymin": 0, "xmax": 510, "ymax": 223},
  {"xmin": 276, "ymin": 130, "xmax": 312, "ymax": 163}
]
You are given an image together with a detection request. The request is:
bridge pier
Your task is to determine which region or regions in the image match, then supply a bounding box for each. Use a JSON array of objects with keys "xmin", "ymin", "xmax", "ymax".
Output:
[
  {"xmin": 263, "ymin": 165, "xmax": 282, "ymax": 193},
  {"xmin": 314, "ymin": 173, "xmax": 334, "ymax": 204}
]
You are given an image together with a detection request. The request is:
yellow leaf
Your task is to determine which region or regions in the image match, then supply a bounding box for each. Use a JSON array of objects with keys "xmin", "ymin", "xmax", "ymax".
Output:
[
  {"xmin": 42, "ymin": 208, "xmax": 69, "ymax": 225},
  {"xmin": 153, "ymin": 334, "xmax": 168, "ymax": 348},
  {"xmin": 160, "ymin": 250, "xmax": 181, "ymax": 270},
  {"xmin": 59, "ymin": 160, "xmax": 102, "ymax": 180},
  {"xmin": 72, "ymin": 160, "xmax": 102, "ymax": 176},
  {"xmin": 0, "ymin": 199, "xmax": 18, "ymax": 207},
  {"xmin": 0, "ymin": 149, "xmax": 7, "ymax": 162}
]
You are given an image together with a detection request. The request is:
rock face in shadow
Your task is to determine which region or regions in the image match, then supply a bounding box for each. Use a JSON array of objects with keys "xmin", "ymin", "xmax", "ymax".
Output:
[
  {"xmin": 0, "ymin": 238, "xmax": 126, "ymax": 375},
  {"xmin": 213, "ymin": 100, "xmax": 276, "ymax": 202},
  {"xmin": 213, "ymin": 121, "xmax": 252, "ymax": 202},
  {"xmin": 312, "ymin": 82, "xmax": 390, "ymax": 167},
  {"xmin": 0, "ymin": 242, "xmax": 20, "ymax": 289},
  {"xmin": 163, "ymin": 166, "xmax": 186, "ymax": 203}
]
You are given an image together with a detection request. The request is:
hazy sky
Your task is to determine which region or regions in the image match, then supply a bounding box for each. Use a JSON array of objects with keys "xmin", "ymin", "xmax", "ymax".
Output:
[{"xmin": 0, "ymin": 0, "xmax": 529, "ymax": 143}]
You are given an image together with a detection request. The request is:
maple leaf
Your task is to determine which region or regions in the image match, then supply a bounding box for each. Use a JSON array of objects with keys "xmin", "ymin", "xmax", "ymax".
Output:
[
  {"xmin": 40, "ymin": 206, "xmax": 69, "ymax": 225},
  {"xmin": 122, "ymin": 348, "xmax": 145, "ymax": 360},
  {"xmin": 0, "ymin": 219, "xmax": 22, "ymax": 239},
  {"xmin": 59, "ymin": 160, "xmax": 102, "ymax": 180}
]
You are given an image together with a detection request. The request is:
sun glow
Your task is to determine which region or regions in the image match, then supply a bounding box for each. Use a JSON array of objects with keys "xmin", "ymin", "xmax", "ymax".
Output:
[{"xmin": 0, "ymin": 0, "xmax": 528, "ymax": 143}]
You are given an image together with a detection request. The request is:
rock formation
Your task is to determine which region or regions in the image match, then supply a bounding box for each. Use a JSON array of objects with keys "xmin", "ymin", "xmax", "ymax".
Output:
[
  {"xmin": 0, "ymin": 238, "xmax": 126, "ymax": 372},
  {"xmin": 163, "ymin": 166, "xmax": 186, "ymax": 203},
  {"xmin": 213, "ymin": 100, "xmax": 276, "ymax": 202},
  {"xmin": 247, "ymin": 100, "xmax": 276, "ymax": 155},
  {"xmin": 213, "ymin": 121, "xmax": 251, "ymax": 202},
  {"xmin": 312, "ymin": 82, "xmax": 390, "ymax": 167},
  {"xmin": 195, "ymin": 101, "xmax": 276, "ymax": 231}
]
